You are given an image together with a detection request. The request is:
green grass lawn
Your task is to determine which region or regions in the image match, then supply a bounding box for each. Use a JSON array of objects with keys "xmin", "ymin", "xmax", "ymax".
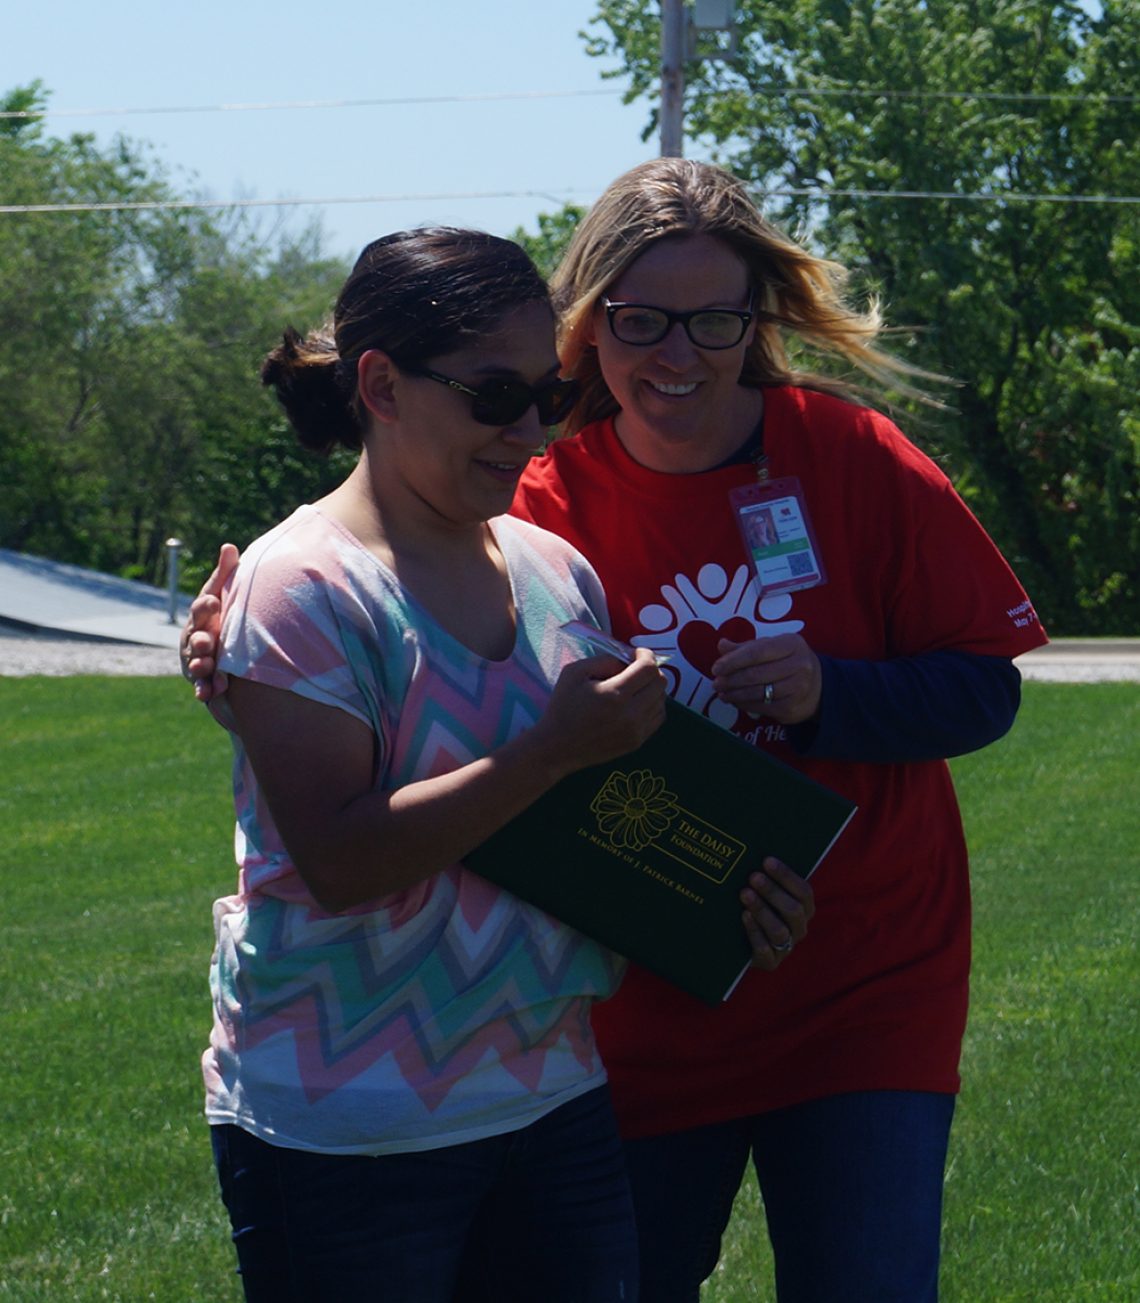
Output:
[
  {"xmin": 0, "ymin": 678, "xmax": 239, "ymax": 1301},
  {"xmin": 1, "ymin": 679, "xmax": 1136, "ymax": 1301},
  {"xmin": 704, "ymin": 683, "xmax": 1139, "ymax": 1303}
]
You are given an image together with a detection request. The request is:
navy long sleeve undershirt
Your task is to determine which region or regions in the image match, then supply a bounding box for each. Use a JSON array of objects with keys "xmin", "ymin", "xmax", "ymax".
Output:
[{"xmin": 787, "ymin": 650, "xmax": 1022, "ymax": 764}]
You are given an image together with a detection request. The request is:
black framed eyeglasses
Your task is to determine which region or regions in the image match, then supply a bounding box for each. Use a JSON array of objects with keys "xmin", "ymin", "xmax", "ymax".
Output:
[
  {"xmin": 602, "ymin": 294, "xmax": 754, "ymax": 350},
  {"xmin": 414, "ymin": 369, "xmax": 580, "ymax": 427}
]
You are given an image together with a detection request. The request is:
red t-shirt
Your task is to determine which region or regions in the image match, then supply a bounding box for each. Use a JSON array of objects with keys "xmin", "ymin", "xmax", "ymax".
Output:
[{"xmin": 511, "ymin": 385, "xmax": 1047, "ymax": 1138}]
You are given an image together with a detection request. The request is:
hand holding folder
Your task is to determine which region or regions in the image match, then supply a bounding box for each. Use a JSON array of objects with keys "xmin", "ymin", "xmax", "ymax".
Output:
[{"xmin": 465, "ymin": 625, "xmax": 856, "ymax": 1005}]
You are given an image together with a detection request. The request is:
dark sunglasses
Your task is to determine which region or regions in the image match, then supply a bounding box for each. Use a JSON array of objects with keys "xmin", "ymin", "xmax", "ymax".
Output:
[
  {"xmin": 602, "ymin": 294, "xmax": 754, "ymax": 350},
  {"xmin": 414, "ymin": 369, "xmax": 580, "ymax": 427}
]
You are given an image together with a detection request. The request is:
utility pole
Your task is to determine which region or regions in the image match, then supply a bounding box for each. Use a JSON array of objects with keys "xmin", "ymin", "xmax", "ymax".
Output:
[
  {"xmin": 660, "ymin": 1, "xmax": 737, "ymax": 158},
  {"xmin": 660, "ymin": 0, "xmax": 686, "ymax": 157}
]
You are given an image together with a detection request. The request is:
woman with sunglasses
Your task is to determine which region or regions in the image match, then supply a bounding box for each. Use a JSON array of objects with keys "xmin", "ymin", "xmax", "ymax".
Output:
[
  {"xmin": 505, "ymin": 159, "xmax": 1048, "ymax": 1303},
  {"xmin": 193, "ymin": 226, "xmax": 689, "ymax": 1303}
]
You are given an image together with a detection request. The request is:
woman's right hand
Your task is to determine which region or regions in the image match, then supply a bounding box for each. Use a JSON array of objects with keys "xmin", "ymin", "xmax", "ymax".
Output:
[
  {"xmin": 536, "ymin": 648, "xmax": 667, "ymax": 778},
  {"xmin": 740, "ymin": 858, "xmax": 815, "ymax": 970},
  {"xmin": 180, "ymin": 543, "xmax": 240, "ymax": 701},
  {"xmin": 226, "ymin": 648, "xmax": 666, "ymax": 913}
]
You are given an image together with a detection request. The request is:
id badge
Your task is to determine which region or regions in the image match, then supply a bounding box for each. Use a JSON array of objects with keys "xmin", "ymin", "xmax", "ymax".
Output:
[{"xmin": 729, "ymin": 477, "xmax": 827, "ymax": 595}]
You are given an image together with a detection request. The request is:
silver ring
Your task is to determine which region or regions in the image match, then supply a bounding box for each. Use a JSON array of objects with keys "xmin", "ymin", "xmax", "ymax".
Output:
[
  {"xmin": 772, "ymin": 937, "xmax": 793, "ymax": 954},
  {"xmin": 762, "ymin": 682, "xmax": 775, "ymax": 706}
]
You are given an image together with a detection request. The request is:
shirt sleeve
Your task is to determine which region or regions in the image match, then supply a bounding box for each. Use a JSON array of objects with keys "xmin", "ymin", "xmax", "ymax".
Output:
[
  {"xmin": 789, "ymin": 649, "xmax": 1022, "ymax": 763},
  {"xmin": 215, "ymin": 534, "xmax": 382, "ymax": 734},
  {"xmin": 568, "ymin": 550, "xmax": 613, "ymax": 635},
  {"xmin": 876, "ymin": 432, "xmax": 1047, "ymax": 659}
]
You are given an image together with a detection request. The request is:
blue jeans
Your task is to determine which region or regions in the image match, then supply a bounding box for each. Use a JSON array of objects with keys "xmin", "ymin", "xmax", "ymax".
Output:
[
  {"xmin": 622, "ymin": 1090, "xmax": 955, "ymax": 1303},
  {"xmin": 211, "ymin": 1086, "xmax": 638, "ymax": 1302}
]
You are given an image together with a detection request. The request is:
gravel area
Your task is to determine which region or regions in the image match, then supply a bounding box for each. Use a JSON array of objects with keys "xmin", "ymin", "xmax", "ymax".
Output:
[
  {"xmin": 0, "ymin": 631, "xmax": 181, "ymax": 677},
  {"xmin": 1012, "ymin": 660, "xmax": 1140, "ymax": 683},
  {"xmin": 1, "ymin": 630, "xmax": 1137, "ymax": 682}
]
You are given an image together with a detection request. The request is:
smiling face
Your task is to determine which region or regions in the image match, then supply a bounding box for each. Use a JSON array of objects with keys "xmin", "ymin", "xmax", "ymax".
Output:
[
  {"xmin": 379, "ymin": 300, "xmax": 561, "ymax": 532},
  {"xmin": 592, "ymin": 233, "xmax": 764, "ymax": 473}
]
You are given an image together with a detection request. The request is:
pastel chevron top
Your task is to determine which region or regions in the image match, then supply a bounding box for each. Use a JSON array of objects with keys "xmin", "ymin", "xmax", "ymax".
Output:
[{"xmin": 202, "ymin": 504, "xmax": 624, "ymax": 1155}]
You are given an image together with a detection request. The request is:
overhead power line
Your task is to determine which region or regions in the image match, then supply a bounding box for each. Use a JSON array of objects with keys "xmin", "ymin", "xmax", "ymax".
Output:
[
  {"xmin": 757, "ymin": 187, "xmax": 1139, "ymax": 204},
  {"xmin": 0, "ymin": 189, "xmax": 588, "ymax": 217},
  {"xmin": 738, "ymin": 85, "xmax": 1139, "ymax": 105},
  {"xmin": 1, "ymin": 83, "xmax": 1136, "ymax": 122},
  {"xmin": 1, "ymin": 90, "xmax": 621, "ymax": 119},
  {"xmin": 1, "ymin": 187, "xmax": 1137, "ymax": 219}
]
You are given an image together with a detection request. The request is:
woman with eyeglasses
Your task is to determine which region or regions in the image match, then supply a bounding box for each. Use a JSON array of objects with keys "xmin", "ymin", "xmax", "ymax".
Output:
[
  {"xmin": 191, "ymin": 225, "xmax": 794, "ymax": 1303},
  {"xmin": 506, "ymin": 159, "xmax": 1048, "ymax": 1303}
]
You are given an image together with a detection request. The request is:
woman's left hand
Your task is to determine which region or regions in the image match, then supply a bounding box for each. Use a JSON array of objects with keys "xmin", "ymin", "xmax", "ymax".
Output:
[
  {"xmin": 741, "ymin": 857, "xmax": 815, "ymax": 971},
  {"xmin": 180, "ymin": 543, "xmax": 240, "ymax": 701},
  {"xmin": 713, "ymin": 635, "xmax": 822, "ymax": 724}
]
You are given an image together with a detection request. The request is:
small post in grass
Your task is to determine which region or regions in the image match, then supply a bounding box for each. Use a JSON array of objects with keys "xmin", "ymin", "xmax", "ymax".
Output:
[{"xmin": 166, "ymin": 537, "xmax": 182, "ymax": 624}]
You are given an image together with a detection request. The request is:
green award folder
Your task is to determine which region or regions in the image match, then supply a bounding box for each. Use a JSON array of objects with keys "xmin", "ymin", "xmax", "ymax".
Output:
[{"xmin": 465, "ymin": 697, "xmax": 857, "ymax": 1005}]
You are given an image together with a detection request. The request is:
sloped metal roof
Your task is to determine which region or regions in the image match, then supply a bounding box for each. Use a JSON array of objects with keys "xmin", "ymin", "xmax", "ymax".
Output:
[{"xmin": 0, "ymin": 549, "xmax": 189, "ymax": 648}]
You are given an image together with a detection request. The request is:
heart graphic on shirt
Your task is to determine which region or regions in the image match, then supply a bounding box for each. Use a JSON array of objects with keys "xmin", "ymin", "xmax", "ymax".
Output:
[{"xmin": 676, "ymin": 617, "xmax": 756, "ymax": 679}]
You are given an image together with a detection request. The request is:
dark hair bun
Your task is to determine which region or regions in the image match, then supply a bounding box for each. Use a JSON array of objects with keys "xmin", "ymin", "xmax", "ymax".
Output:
[
  {"xmin": 261, "ymin": 227, "xmax": 551, "ymax": 455},
  {"xmin": 260, "ymin": 326, "xmax": 362, "ymax": 454}
]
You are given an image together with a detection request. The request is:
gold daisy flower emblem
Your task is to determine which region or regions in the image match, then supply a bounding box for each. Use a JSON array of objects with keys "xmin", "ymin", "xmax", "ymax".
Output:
[{"xmin": 590, "ymin": 769, "xmax": 679, "ymax": 852}]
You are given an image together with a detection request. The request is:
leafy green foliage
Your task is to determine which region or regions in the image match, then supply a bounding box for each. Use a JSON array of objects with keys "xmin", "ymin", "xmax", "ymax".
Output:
[
  {"xmin": 584, "ymin": 1, "xmax": 1140, "ymax": 632},
  {"xmin": 511, "ymin": 204, "xmax": 587, "ymax": 280},
  {"xmin": 0, "ymin": 83, "xmax": 350, "ymax": 593}
]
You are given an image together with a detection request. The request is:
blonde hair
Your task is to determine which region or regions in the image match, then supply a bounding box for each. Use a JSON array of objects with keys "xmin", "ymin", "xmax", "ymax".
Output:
[{"xmin": 552, "ymin": 158, "xmax": 936, "ymax": 434}]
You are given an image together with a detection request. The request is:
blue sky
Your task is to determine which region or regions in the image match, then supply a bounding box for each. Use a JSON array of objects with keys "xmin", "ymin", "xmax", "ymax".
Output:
[{"xmin": 4, "ymin": 0, "xmax": 664, "ymax": 261}]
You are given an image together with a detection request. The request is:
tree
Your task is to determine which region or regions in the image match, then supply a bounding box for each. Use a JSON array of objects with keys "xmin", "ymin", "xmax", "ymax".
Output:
[
  {"xmin": 0, "ymin": 82, "xmax": 180, "ymax": 564},
  {"xmin": 167, "ymin": 225, "xmax": 353, "ymax": 591},
  {"xmin": 512, "ymin": 205, "xmax": 587, "ymax": 280},
  {"xmin": 583, "ymin": 1, "xmax": 1139, "ymax": 632},
  {"xmin": 0, "ymin": 84, "xmax": 350, "ymax": 591}
]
